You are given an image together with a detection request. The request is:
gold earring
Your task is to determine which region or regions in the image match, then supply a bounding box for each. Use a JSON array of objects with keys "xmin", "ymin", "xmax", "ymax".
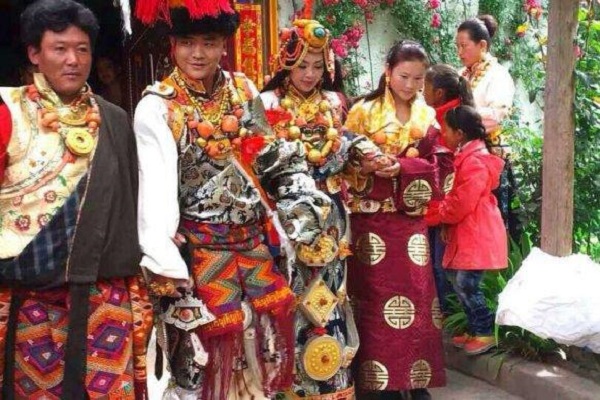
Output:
[{"xmin": 385, "ymin": 74, "xmax": 390, "ymax": 86}]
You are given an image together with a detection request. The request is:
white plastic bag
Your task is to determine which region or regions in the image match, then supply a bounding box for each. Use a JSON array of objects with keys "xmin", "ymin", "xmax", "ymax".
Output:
[{"xmin": 496, "ymin": 247, "xmax": 600, "ymax": 353}]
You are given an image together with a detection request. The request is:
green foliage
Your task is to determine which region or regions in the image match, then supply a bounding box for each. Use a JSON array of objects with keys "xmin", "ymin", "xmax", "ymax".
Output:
[{"xmin": 385, "ymin": 0, "xmax": 461, "ymax": 65}]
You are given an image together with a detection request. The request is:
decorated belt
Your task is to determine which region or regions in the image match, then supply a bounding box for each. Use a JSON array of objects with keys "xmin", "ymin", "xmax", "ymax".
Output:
[
  {"xmin": 347, "ymin": 197, "xmax": 397, "ymax": 214},
  {"xmin": 287, "ymin": 385, "xmax": 355, "ymax": 399}
]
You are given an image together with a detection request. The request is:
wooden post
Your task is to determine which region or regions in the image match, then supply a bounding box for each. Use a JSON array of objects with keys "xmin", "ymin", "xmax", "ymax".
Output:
[{"xmin": 541, "ymin": 0, "xmax": 579, "ymax": 256}]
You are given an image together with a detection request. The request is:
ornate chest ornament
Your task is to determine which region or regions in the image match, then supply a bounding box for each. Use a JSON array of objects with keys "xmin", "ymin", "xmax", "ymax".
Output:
[
  {"xmin": 302, "ymin": 334, "xmax": 343, "ymax": 381},
  {"xmin": 299, "ymin": 275, "xmax": 339, "ymax": 327},
  {"xmin": 161, "ymin": 291, "xmax": 216, "ymax": 331}
]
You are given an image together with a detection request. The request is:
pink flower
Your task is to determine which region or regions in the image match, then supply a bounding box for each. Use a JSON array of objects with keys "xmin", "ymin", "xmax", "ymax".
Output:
[
  {"xmin": 352, "ymin": 0, "xmax": 369, "ymax": 9},
  {"xmin": 322, "ymin": 0, "xmax": 340, "ymax": 5},
  {"xmin": 431, "ymin": 13, "xmax": 442, "ymax": 28},
  {"xmin": 44, "ymin": 190, "xmax": 57, "ymax": 203},
  {"xmin": 37, "ymin": 213, "xmax": 51, "ymax": 227},
  {"xmin": 331, "ymin": 38, "xmax": 349, "ymax": 58},
  {"xmin": 428, "ymin": 0, "xmax": 441, "ymax": 9},
  {"xmin": 575, "ymin": 45, "xmax": 583, "ymax": 59},
  {"xmin": 365, "ymin": 10, "xmax": 375, "ymax": 23}
]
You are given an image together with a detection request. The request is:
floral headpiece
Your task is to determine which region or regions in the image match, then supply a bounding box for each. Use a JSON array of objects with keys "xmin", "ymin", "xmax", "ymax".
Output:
[{"xmin": 274, "ymin": 19, "xmax": 336, "ymax": 82}]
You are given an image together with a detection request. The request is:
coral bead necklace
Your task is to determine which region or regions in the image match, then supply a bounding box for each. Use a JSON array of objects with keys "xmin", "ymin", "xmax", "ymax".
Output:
[{"xmin": 26, "ymin": 81, "xmax": 100, "ymax": 157}]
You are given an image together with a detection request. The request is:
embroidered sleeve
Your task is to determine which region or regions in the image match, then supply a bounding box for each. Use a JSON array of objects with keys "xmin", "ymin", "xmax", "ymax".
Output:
[
  {"xmin": 133, "ymin": 95, "xmax": 189, "ymax": 280},
  {"xmin": 254, "ymin": 139, "xmax": 331, "ymax": 244},
  {"xmin": 479, "ymin": 66, "xmax": 515, "ymax": 133}
]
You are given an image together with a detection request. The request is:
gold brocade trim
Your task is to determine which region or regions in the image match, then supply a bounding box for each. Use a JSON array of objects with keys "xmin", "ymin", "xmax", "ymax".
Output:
[
  {"xmin": 298, "ymin": 276, "xmax": 339, "ymax": 327},
  {"xmin": 287, "ymin": 385, "xmax": 355, "ymax": 400},
  {"xmin": 297, "ymin": 234, "xmax": 339, "ymax": 267},
  {"xmin": 251, "ymin": 286, "xmax": 294, "ymax": 313},
  {"xmin": 347, "ymin": 198, "xmax": 397, "ymax": 214}
]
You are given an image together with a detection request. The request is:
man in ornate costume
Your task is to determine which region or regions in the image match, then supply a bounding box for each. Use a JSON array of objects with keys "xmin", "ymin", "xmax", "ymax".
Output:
[
  {"xmin": 0, "ymin": 0, "xmax": 152, "ymax": 399},
  {"xmin": 260, "ymin": 16, "xmax": 381, "ymax": 399},
  {"xmin": 133, "ymin": 1, "xmax": 330, "ymax": 398}
]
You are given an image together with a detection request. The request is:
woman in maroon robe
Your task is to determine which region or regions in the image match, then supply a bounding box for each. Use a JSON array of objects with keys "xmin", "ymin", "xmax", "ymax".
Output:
[{"xmin": 344, "ymin": 41, "xmax": 450, "ymax": 399}]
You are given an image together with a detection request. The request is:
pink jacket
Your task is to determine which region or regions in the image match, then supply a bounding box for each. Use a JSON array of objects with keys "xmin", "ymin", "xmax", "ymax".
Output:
[{"xmin": 426, "ymin": 139, "xmax": 507, "ymax": 270}]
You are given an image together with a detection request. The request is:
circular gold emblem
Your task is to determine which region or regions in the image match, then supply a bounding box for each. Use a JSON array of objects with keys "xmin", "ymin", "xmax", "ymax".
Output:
[
  {"xmin": 355, "ymin": 233, "xmax": 386, "ymax": 266},
  {"xmin": 65, "ymin": 128, "xmax": 95, "ymax": 156},
  {"xmin": 403, "ymin": 179, "xmax": 432, "ymax": 209},
  {"xmin": 443, "ymin": 173, "xmax": 455, "ymax": 194},
  {"xmin": 383, "ymin": 295, "xmax": 415, "ymax": 329},
  {"xmin": 407, "ymin": 234, "xmax": 429, "ymax": 267},
  {"xmin": 410, "ymin": 359, "xmax": 432, "ymax": 389},
  {"xmin": 359, "ymin": 360, "xmax": 389, "ymax": 390},
  {"xmin": 431, "ymin": 297, "xmax": 443, "ymax": 330},
  {"xmin": 302, "ymin": 335, "xmax": 343, "ymax": 381}
]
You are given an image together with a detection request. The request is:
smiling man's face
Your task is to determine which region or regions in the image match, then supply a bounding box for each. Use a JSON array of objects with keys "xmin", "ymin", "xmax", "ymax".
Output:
[
  {"xmin": 28, "ymin": 25, "xmax": 92, "ymax": 103},
  {"xmin": 171, "ymin": 33, "xmax": 227, "ymax": 83}
]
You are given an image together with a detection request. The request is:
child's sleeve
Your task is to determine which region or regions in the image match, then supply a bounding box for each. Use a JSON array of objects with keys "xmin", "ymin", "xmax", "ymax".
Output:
[{"xmin": 437, "ymin": 157, "xmax": 488, "ymax": 225}]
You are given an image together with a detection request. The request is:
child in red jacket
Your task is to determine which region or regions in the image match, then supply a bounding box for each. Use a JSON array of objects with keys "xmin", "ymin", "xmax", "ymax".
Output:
[{"xmin": 426, "ymin": 105, "xmax": 507, "ymax": 355}]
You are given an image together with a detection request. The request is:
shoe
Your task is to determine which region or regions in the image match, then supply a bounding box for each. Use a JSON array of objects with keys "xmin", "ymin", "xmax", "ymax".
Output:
[
  {"xmin": 451, "ymin": 333, "xmax": 471, "ymax": 348},
  {"xmin": 464, "ymin": 335, "xmax": 496, "ymax": 355},
  {"xmin": 410, "ymin": 389, "xmax": 432, "ymax": 400}
]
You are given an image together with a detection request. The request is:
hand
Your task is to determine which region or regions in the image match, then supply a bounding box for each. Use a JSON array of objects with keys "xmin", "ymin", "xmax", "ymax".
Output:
[
  {"xmin": 172, "ymin": 232, "xmax": 187, "ymax": 248},
  {"xmin": 359, "ymin": 153, "xmax": 380, "ymax": 175},
  {"xmin": 440, "ymin": 225, "xmax": 449, "ymax": 244},
  {"xmin": 146, "ymin": 271, "xmax": 190, "ymax": 298},
  {"xmin": 375, "ymin": 158, "xmax": 400, "ymax": 178}
]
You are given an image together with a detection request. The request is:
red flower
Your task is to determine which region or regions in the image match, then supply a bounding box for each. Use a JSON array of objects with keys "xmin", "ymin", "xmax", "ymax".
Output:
[
  {"xmin": 241, "ymin": 136, "xmax": 266, "ymax": 164},
  {"xmin": 431, "ymin": 13, "xmax": 442, "ymax": 28},
  {"xmin": 264, "ymin": 108, "xmax": 292, "ymax": 127},
  {"xmin": 352, "ymin": 0, "xmax": 368, "ymax": 8},
  {"xmin": 331, "ymin": 38, "xmax": 349, "ymax": 58},
  {"xmin": 428, "ymin": 0, "xmax": 441, "ymax": 9},
  {"xmin": 312, "ymin": 327, "xmax": 328, "ymax": 336},
  {"xmin": 15, "ymin": 215, "xmax": 31, "ymax": 231}
]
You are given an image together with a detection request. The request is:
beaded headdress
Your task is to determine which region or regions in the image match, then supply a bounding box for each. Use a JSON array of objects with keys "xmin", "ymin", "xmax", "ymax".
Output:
[{"xmin": 274, "ymin": 0, "xmax": 335, "ymax": 82}]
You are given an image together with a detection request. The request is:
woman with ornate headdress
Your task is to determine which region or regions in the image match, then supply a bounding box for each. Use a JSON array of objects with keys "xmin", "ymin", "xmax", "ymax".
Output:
[
  {"xmin": 259, "ymin": 15, "xmax": 380, "ymax": 399},
  {"xmin": 133, "ymin": 1, "xmax": 332, "ymax": 399},
  {"xmin": 343, "ymin": 41, "xmax": 448, "ymax": 399}
]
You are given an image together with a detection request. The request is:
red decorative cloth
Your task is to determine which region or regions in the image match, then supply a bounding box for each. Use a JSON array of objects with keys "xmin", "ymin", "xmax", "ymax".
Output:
[{"xmin": 0, "ymin": 103, "xmax": 12, "ymax": 183}]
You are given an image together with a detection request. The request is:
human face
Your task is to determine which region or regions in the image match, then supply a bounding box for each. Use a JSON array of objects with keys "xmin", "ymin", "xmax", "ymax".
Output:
[
  {"xmin": 28, "ymin": 25, "xmax": 92, "ymax": 103},
  {"xmin": 171, "ymin": 33, "xmax": 226, "ymax": 84},
  {"xmin": 442, "ymin": 123, "xmax": 465, "ymax": 151},
  {"xmin": 97, "ymin": 57, "xmax": 117, "ymax": 85},
  {"xmin": 456, "ymin": 30, "xmax": 487, "ymax": 68},
  {"xmin": 387, "ymin": 60, "xmax": 426, "ymax": 104},
  {"xmin": 290, "ymin": 51, "xmax": 325, "ymax": 96},
  {"xmin": 423, "ymin": 78, "xmax": 445, "ymax": 108}
]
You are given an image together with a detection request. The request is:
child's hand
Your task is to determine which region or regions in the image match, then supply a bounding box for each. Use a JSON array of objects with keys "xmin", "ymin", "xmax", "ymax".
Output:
[{"xmin": 440, "ymin": 225, "xmax": 449, "ymax": 243}]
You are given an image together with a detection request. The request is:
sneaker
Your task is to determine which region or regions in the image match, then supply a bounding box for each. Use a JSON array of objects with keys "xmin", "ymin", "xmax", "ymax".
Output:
[
  {"xmin": 451, "ymin": 333, "xmax": 471, "ymax": 348},
  {"xmin": 464, "ymin": 335, "xmax": 496, "ymax": 355}
]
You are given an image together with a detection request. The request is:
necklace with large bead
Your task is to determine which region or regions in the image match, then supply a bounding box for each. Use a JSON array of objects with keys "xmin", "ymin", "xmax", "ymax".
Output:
[
  {"xmin": 174, "ymin": 73, "xmax": 246, "ymax": 160},
  {"xmin": 26, "ymin": 84, "xmax": 100, "ymax": 157},
  {"xmin": 273, "ymin": 86, "xmax": 341, "ymax": 165}
]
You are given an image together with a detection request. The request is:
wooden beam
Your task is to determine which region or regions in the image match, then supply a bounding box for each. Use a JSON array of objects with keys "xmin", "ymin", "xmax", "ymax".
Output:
[{"xmin": 541, "ymin": 0, "xmax": 579, "ymax": 256}]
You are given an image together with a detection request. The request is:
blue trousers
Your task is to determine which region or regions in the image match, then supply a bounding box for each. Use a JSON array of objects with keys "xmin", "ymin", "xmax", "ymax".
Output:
[
  {"xmin": 447, "ymin": 270, "xmax": 494, "ymax": 335},
  {"xmin": 429, "ymin": 227, "xmax": 453, "ymax": 316}
]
